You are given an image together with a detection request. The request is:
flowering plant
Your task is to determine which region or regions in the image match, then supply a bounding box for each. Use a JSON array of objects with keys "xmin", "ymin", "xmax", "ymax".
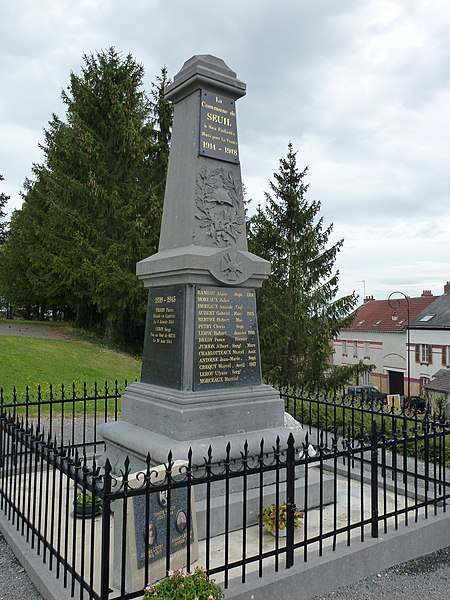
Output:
[
  {"xmin": 143, "ymin": 567, "xmax": 224, "ymax": 599},
  {"xmin": 259, "ymin": 502, "xmax": 304, "ymax": 533}
]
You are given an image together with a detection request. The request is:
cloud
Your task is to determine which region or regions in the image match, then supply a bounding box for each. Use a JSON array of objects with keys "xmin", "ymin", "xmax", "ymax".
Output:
[{"xmin": 1, "ymin": 0, "xmax": 449, "ymax": 300}]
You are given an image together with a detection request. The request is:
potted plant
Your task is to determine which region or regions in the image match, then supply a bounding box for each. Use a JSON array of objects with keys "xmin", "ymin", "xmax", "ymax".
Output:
[
  {"xmin": 143, "ymin": 566, "xmax": 224, "ymax": 599},
  {"xmin": 74, "ymin": 490, "xmax": 102, "ymax": 518},
  {"xmin": 260, "ymin": 502, "xmax": 304, "ymax": 536}
]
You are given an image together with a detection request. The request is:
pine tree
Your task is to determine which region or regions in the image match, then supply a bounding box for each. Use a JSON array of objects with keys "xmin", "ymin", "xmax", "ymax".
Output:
[
  {"xmin": 148, "ymin": 66, "xmax": 173, "ymax": 205},
  {"xmin": 1, "ymin": 50, "xmax": 173, "ymax": 343},
  {"xmin": 248, "ymin": 143, "xmax": 357, "ymax": 386}
]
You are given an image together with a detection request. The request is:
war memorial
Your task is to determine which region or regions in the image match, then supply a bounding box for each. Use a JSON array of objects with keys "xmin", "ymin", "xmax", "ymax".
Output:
[
  {"xmin": 100, "ymin": 54, "xmax": 304, "ymax": 469},
  {"xmin": 96, "ymin": 53, "xmax": 315, "ymax": 591}
]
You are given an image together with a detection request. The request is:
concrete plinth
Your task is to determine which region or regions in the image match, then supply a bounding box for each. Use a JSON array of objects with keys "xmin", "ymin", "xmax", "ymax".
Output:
[
  {"xmin": 121, "ymin": 381, "xmax": 285, "ymax": 440},
  {"xmin": 99, "ymin": 418, "xmax": 306, "ymax": 474}
]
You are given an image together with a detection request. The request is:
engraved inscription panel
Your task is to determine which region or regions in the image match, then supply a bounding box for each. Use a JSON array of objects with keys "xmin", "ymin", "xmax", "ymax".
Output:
[
  {"xmin": 199, "ymin": 90, "xmax": 239, "ymax": 164},
  {"xmin": 193, "ymin": 285, "xmax": 261, "ymax": 390},
  {"xmin": 141, "ymin": 286, "xmax": 185, "ymax": 389}
]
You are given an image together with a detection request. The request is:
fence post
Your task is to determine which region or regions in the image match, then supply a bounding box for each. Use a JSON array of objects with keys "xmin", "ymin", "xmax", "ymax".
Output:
[
  {"xmin": 100, "ymin": 459, "xmax": 112, "ymax": 600},
  {"xmin": 286, "ymin": 433, "xmax": 295, "ymax": 568},
  {"xmin": 0, "ymin": 410, "xmax": 3, "ymax": 469},
  {"xmin": 370, "ymin": 421, "xmax": 379, "ymax": 538}
]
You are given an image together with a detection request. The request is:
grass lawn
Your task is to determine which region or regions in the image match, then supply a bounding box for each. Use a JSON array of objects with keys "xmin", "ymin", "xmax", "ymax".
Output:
[{"xmin": 0, "ymin": 333, "xmax": 141, "ymax": 401}]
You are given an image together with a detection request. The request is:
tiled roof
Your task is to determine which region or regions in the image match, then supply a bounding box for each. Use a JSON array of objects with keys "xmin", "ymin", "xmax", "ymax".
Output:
[
  {"xmin": 343, "ymin": 296, "xmax": 437, "ymax": 332},
  {"xmin": 410, "ymin": 292, "xmax": 450, "ymax": 329},
  {"xmin": 424, "ymin": 371, "xmax": 450, "ymax": 393}
]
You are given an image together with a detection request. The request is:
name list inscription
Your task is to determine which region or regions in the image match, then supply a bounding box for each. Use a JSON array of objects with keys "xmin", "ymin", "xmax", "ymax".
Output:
[
  {"xmin": 194, "ymin": 286, "xmax": 261, "ymax": 390},
  {"xmin": 199, "ymin": 90, "xmax": 239, "ymax": 164},
  {"xmin": 141, "ymin": 286, "xmax": 185, "ymax": 389}
]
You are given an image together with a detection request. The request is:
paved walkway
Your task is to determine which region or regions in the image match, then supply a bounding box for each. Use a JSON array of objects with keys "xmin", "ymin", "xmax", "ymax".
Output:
[{"xmin": 0, "ymin": 322, "xmax": 72, "ymax": 340}]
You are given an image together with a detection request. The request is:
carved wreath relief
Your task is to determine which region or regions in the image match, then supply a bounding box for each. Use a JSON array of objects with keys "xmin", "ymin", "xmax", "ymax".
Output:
[{"xmin": 195, "ymin": 167, "xmax": 244, "ymax": 247}]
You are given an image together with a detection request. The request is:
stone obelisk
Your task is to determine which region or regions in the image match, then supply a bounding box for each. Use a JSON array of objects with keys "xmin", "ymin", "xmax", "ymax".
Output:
[{"xmin": 100, "ymin": 55, "xmax": 300, "ymax": 470}]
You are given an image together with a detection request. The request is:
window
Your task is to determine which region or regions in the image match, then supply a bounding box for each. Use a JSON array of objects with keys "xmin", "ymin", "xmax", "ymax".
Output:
[
  {"xmin": 416, "ymin": 344, "xmax": 431, "ymax": 364},
  {"xmin": 364, "ymin": 341, "xmax": 370, "ymax": 358},
  {"xmin": 420, "ymin": 376, "xmax": 430, "ymax": 395},
  {"xmin": 419, "ymin": 344, "xmax": 431, "ymax": 364},
  {"xmin": 443, "ymin": 345, "xmax": 450, "ymax": 366},
  {"xmin": 342, "ymin": 340, "xmax": 348, "ymax": 355},
  {"xmin": 360, "ymin": 371, "xmax": 370, "ymax": 385},
  {"xmin": 353, "ymin": 341, "xmax": 358, "ymax": 358},
  {"xmin": 419, "ymin": 314, "xmax": 435, "ymax": 322}
]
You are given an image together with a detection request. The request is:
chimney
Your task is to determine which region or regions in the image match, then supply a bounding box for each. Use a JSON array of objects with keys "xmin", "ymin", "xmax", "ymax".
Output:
[
  {"xmin": 445, "ymin": 281, "xmax": 450, "ymax": 294},
  {"xmin": 364, "ymin": 295, "xmax": 374, "ymax": 303},
  {"xmin": 421, "ymin": 290, "xmax": 433, "ymax": 297}
]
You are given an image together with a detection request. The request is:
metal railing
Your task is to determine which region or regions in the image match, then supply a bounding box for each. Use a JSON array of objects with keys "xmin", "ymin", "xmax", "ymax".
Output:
[
  {"xmin": 0, "ymin": 382, "xmax": 449, "ymax": 599},
  {"xmin": 0, "ymin": 381, "xmax": 123, "ymax": 459}
]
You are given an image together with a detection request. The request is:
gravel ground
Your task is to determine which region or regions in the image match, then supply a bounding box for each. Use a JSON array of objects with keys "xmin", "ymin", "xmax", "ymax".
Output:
[
  {"xmin": 0, "ymin": 532, "xmax": 44, "ymax": 600},
  {"xmin": 312, "ymin": 547, "xmax": 450, "ymax": 599}
]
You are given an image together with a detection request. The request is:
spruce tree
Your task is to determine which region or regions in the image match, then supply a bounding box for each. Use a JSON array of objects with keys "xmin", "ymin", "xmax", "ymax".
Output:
[
  {"xmin": 1, "ymin": 49, "xmax": 173, "ymax": 343},
  {"xmin": 0, "ymin": 175, "xmax": 10, "ymax": 316},
  {"xmin": 248, "ymin": 143, "xmax": 357, "ymax": 386}
]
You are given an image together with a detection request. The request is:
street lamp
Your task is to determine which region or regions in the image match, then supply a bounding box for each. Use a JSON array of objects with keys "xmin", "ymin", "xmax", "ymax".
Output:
[{"xmin": 388, "ymin": 291, "xmax": 410, "ymax": 400}]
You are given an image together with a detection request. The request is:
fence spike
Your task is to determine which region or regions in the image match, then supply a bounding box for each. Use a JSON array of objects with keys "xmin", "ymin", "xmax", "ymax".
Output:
[
  {"xmin": 225, "ymin": 441, "xmax": 231, "ymax": 462},
  {"xmin": 259, "ymin": 437, "xmax": 265, "ymax": 458},
  {"xmin": 204, "ymin": 445, "xmax": 213, "ymax": 466}
]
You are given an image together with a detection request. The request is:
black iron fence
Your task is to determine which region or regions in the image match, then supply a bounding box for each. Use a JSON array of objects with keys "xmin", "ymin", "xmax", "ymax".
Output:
[
  {"xmin": 0, "ymin": 382, "xmax": 449, "ymax": 600},
  {"xmin": 280, "ymin": 384, "xmax": 450, "ymax": 462},
  {"xmin": 0, "ymin": 381, "xmax": 123, "ymax": 457}
]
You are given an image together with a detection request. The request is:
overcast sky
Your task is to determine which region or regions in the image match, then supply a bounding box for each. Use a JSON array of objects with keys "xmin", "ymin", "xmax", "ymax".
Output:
[{"xmin": 1, "ymin": 0, "xmax": 449, "ymax": 302}]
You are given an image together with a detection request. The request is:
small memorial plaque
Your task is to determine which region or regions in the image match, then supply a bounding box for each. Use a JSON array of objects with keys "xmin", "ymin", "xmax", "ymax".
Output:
[
  {"xmin": 141, "ymin": 286, "xmax": 185, "ymax": 389},
  {"xmin": 193, "ymin": 285, "xmax": 262, "ymax": 390},
  {"xmin": 113, "ymin": 462, "xmax": 198, "ymax": 591},
  {"xmin": 133, "ymin": 481, "xmax": 195, "ymax": 569},
  {"xmin": 199, "ymin": 90, "xmax": 239, "ymax": 164}
]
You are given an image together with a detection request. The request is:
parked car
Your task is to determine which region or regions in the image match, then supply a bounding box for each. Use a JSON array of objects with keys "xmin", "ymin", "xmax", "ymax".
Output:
[
  {"xmin": 400, "ymin": 396, "xmax": 427, "ymax": 413},
  {"xmin": 347, "ymin": 385, "xmax": 387, "ymax": 404}
]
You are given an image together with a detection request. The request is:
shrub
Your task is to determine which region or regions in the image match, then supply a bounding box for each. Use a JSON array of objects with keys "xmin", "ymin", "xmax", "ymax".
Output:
[{"xmin": 143, "ymin": 567, "xmax": 224, "ymax": 600}]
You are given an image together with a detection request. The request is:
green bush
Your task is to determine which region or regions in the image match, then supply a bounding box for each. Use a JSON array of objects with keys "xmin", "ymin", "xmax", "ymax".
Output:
[{"xmin": 143, "ymin": 567, "xmax": 224, "ymax": 600}]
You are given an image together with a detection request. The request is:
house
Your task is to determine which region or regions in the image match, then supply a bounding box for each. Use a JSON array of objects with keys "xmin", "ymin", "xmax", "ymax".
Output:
[
  {"xmin": 332, "ymin": 282, "xmax": 450, "ymax": 396},
  {"xmin": 423, "ymin": 369, "xmax": 450, "ymax": 416},
  {"xmin": 409, "ymin": 289, "xmax": 450, "ymax": 411}
]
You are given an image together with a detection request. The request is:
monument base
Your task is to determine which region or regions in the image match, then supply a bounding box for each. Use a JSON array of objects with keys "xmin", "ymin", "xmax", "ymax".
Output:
[
  {"xmin": 116, "ymin": 381, "xmax": 286, "ymax": 442},
  {"xmin": 99, "ymin": 419, "xmax": 306, "ymax": 473},
  {"xmin": 195, "ymin": 467, "xmax": 334, "ymax": 539}
]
